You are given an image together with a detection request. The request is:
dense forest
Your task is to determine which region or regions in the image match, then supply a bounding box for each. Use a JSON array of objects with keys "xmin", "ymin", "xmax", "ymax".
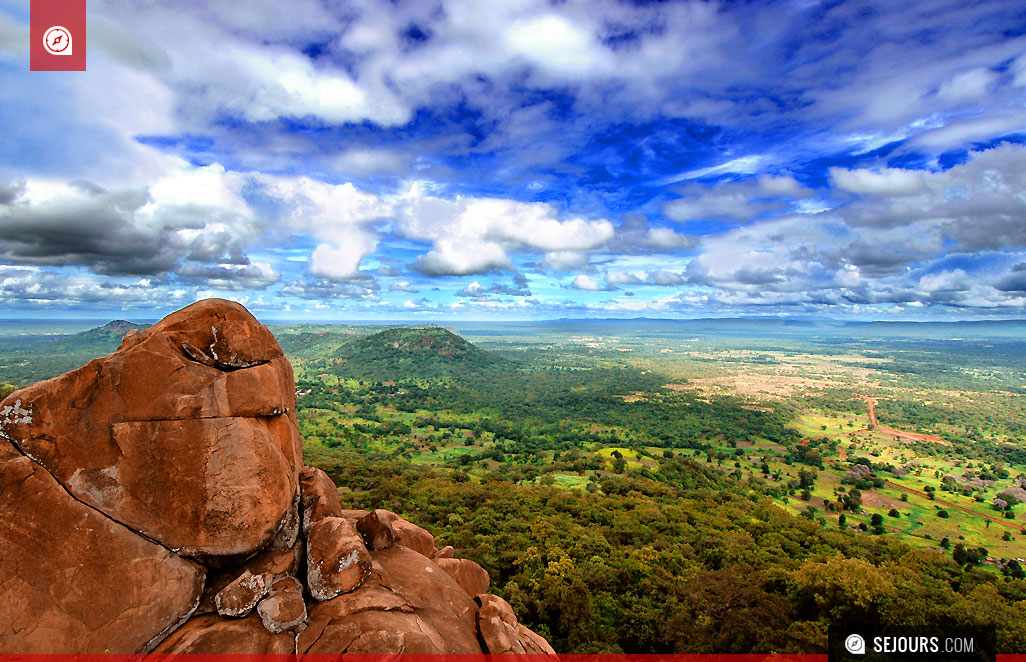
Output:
[{"xmin": 306, "ymin": 445, "xmax": 1026, "ymax": 653}]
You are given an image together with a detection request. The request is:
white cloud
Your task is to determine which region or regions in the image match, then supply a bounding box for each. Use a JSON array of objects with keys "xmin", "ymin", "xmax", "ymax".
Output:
[
  {"xmin": 257, "ymin": 175, "xmax": 392, "ymax": 280},
  {"xmin": 309, "ymin": 231, "xmax": 380, "ymax": 281},
  {"xmin": 830, "ymin": 167, "xmax": 927, "ymax": 196},
  {"xmin": 919, "ymin": 269, "xmax": 971, "ymax": 293},
  {"xmin": 541, "ymin": 250, "xmax": 590, "ymax": 272},
  {"xmin": 571, "ymin": 274, "xmax": 604, "ymax": 291},
  {"xmin": 396, "ymin": 182, "xmax": 613, "ymax": 276},
  {"xmin": 663, "ymin": 175, "xmax": 813, "ymax": 224},
  {"xmin": 412, "ymin": 239, "xmax": 514, "ymax": 276},
  {"xmin": 505, "ymin": 14, "xmax": 607, "ymax": 76}
]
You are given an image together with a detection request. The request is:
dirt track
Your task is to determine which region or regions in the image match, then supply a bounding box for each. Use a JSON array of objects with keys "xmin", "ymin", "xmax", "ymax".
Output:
[{"xmin": 856, "ymin": 393, "xmax": 944, "ymax": 443}]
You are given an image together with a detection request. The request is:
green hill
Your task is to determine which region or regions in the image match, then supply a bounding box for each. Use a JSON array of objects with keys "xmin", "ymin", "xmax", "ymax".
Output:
[
  {"xmin": 75, "ymin": 320, "xmax": 148, "ymax": 344},
  {"xmin": 332, "ymin": 326, "xmax": 504, "ymax": 380}
]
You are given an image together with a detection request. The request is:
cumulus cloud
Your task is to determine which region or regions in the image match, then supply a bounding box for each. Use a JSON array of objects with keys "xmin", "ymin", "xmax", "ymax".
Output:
[
  {"xmin": 830, "ymin": 167, "xmax": 928, "ymax": 196},
  {"xmin": 0, "ymin": 164, "xmax": 261, "ymax": 276},
  {"xmin": 257, "ymin": 175, "xmax": 392, "ymax": 281},
  {"xmin": 540, "ymin": 250, "xmax": 591, "ymax": 272},
  {"xmin": 606, "ymin": 269, "xmax": 686, "ymax": 286},
  {"xmin": 456, "ymin": 277, "xmax": 531, "ymax": 298},
  {"xmin": 833, "ymin": 144, "xmax": 1026, "ymax": 254},
  {"xmin": 995, "ymin": 263, "xmax": 1026, "ymax": 293},
  {"xmin": 571, "ymin": 274, "xmax": 615, "ymax": 291},
  {"xmin": 608, "ymin": 215, "xmax": 698, "ymax": 253},
  {"xmin": 0, "ymin": 265, "xmax": 189, "ymax": 308},
  {"xmin": 397, "ymin": 182, "xmax": 614, "ymax": 276}
]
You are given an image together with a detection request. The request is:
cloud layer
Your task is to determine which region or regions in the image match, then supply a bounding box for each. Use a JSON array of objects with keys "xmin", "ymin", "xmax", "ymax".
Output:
[{"xmin": 0, "ymin": 0, "xmax": 1024, "ymax": 318}]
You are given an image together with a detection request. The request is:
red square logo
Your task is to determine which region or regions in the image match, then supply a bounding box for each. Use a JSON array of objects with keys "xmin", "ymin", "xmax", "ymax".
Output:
[{"xmin": 31, "ymin": 0, "xmax": 87, "ymax": 71}]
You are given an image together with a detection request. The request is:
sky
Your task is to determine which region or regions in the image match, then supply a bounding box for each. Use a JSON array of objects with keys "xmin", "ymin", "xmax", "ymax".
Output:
[{"xmin": 0, "ymin": 0, "xmax": 1025, "ymax": 321}]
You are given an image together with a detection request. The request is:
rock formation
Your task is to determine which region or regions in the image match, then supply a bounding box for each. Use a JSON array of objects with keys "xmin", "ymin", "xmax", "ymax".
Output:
[{"xmin": 0, "ymin": 298, "xmax": 554, "ymax": 655}]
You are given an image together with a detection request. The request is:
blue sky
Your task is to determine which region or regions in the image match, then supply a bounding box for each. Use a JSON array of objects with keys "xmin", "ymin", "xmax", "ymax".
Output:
[{"xmin": 1, "ymin": 0, "xmax": 1025, "ymax": 320}]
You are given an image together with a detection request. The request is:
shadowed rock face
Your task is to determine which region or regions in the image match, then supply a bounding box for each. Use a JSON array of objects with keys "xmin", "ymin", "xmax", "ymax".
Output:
[{"xmin": 0, "ymin": 298, "xmax": 555, "ymax": 655}]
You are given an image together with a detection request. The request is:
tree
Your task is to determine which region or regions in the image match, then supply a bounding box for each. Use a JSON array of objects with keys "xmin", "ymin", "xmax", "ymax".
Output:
[
  {"xmin": 1005, "ymin": 559, "xmax": 1025, "ymax": 580},
  {"xmin": 871, "ymin": 513, "xmax": 884, "ymax": 526},
  {"xmin": 888, "ymin": 508, "xmax": 900, "ymax": 517}
]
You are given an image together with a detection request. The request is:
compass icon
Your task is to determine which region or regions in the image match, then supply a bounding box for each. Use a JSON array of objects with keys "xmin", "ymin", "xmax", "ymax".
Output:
[{"xmin": 43, "ymin": 26, "xmax": 72, "ymax": 55}]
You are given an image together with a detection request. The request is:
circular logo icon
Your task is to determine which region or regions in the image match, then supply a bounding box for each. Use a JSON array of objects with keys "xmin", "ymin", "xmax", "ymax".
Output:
[
  {"xmin": 43, "ymin": 26, "xmax": 72, "ymax": 55},
  {"xmin": 845, "ymin": 633, "xmax": 867, "ymax": 655}
]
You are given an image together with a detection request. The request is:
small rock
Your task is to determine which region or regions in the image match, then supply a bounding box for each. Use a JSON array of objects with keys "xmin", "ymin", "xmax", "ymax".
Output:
[
  {"xmin": 256, "ymin": 577, "xmax": 307, "ymax": 634},
  {"xmin": 357, "ymin": 509, "xmax": 396, "ymax": 550},
  {"xmin": 390, "ymin": 516, "xmax": 436, "ymax": 557},
  {"xmin": 433, "ymin": 545, "xmax": 455, "ymax": 559},
  {"xmin": 306, "ymin": 516, "xmax": 372, "ymax": 601},
  {"xmin": 215, "ymin": 570, "xmax": 270, "ymax": 618}
]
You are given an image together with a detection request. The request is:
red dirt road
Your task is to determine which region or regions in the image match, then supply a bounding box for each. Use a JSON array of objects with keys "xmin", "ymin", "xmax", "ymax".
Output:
[{"xmin": 856, "ymin": 393, "xmax": 944, "ymax": 443}]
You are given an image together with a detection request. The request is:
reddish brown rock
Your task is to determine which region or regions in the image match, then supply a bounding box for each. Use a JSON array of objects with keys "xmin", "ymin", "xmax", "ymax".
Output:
[
  {"xmin": 306, "ymin": 516, "xmax": 372, "ymax": 601},
  {"xmin": 390, "ymin": 515, "xmax": 437, "ymax": 557},
  {"xmin": 300, "ymin": 466, "xmax": 343, "ymax": 532},
  {"xmin": 364, "ymin": 509, "xmax": 435, "ymax": 557},
  {"xmin": 435, "ymin": 557, "xmax": 490, "ymax": 597},
  {"xmin": 300, "ymin": 546, "xmax": 483, "ymax": 654},
  {"xmin": 0, "ymin": 441, "xmax": 204, "ymax": 653},
  {"xmin": 357, "ymin": 509, "xmax": 396, "ymax": 550},
  {"xmin": 339, "ymin": 508, "xmax": 370, "ymax": 525},
  {"xmin": 0, "ymin": 298, "xmax": 302, "ymax": 560},
  {"xmin": 215, "ymin": 570, "xmax": 270, "ymax": 618},
  {"xmin": 476, "ymin": 593, "xmax": 557, "ymax": 655},
  {"xmin": 197, "ymin": 542, "xmax": 303, "ymax": 616},
  {"xmin": 151, "ymin": 613, "xmax": 295, "ymax": 654},
  {"xmin": 433, "ymin": 545, "xmax": 455, "ymax": 559},
  {"xmin": 256, "ymin": 577, "xmax": 307, "ymax": 634}
]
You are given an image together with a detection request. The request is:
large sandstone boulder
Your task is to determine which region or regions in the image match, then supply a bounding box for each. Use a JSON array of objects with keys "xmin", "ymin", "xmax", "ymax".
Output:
[
  {"xmin": 0, "ymin": 299, "xmax": 302, "ymax": 560},
  {"xmin": 0, "ymin": 298, "xmax": 555, "ymax": 655}
]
